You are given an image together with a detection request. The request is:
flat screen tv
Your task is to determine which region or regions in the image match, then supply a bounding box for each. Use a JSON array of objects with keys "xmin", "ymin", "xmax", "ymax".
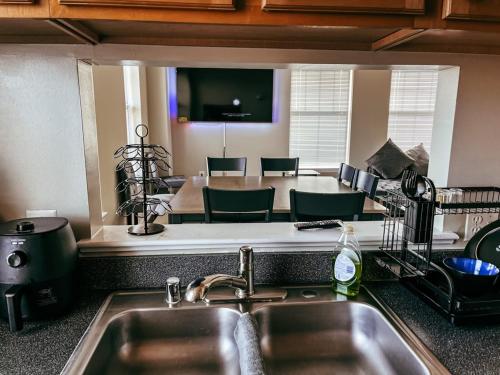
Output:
[{"xmin": 176, "ymin": 68, "xmax": 274, "ymax": 123}]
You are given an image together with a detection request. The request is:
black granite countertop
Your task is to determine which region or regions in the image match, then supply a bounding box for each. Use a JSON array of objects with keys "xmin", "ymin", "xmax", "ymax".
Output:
[
  {"xmin": 1, "ymin": 283, "xmax": 499, "ymax": 375},
  {"xmin": 0, "ymin": 291, "xmax": 109, "ymax": 375},
  {"xmin": 369, "ymin": 282, "xmax": 500, "ymax": 375}
]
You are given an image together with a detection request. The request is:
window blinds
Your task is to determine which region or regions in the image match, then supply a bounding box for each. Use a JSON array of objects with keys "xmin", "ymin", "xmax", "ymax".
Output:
[
  {"xmin": 388, "ymin": 70, "xmax": 438, "ymax": 152},
  {"xmin": 289, "ymin": 69, "xmax": 351, "ymax": 169},
  {"xmin": 123, "ymin": 66, "xmax": 143, "ymax": 144}
]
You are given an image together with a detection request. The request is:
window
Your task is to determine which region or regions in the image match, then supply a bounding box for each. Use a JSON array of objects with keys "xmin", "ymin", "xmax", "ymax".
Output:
[
  {"xmin": 123, "ymin": 66, "xmax": 144, "ymax": 144},
  {"xmin": 289, "ymin": 68, "xmax": 351, "ymax": 169},
  {"xmin": 388, "ymin": 70, "xmax": 438, "ymax": 152}
]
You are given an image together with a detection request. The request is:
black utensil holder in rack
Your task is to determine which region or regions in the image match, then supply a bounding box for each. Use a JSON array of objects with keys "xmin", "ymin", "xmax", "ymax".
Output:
[
  {"xmin": 377, "ymin": 176, "xmax": 500, "ymax": 325},
  {"xmin": 403, "ymin": 200, "xmax": 435, "ymax": 244}
]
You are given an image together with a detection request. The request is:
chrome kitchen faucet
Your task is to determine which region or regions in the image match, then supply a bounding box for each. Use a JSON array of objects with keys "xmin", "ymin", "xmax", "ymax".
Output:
[{"xmin": 185, "ymin": 245, "xmax": 287, "ymax": 303}]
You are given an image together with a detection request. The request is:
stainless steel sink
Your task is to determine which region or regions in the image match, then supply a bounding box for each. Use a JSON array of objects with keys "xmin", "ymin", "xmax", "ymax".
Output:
[
  {"xmin": 255, "ymin": 302, "xmax": 428, "ymax": 375},
  {"xmin": 82, "ymin": 307, "xmax": 240, "ymax": 375},
  {"xmin": 63, "ymin": 287, "xmax": 450, "ymax": 375}
]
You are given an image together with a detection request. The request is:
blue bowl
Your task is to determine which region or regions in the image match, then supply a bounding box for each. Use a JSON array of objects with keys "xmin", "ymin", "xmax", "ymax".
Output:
[
  {"xmin": 443, "ymin": 257, "xmax": 500, "ymax": 277},
  {"xmin": 443, "ymin": 257, "xmax": 499, "ymax": 296}
]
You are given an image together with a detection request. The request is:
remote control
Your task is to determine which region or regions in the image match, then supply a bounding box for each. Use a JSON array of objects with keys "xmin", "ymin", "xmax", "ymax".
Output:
[{"xmin": 294, "ymin": 220, "xmax": 343, "ymax": 230}]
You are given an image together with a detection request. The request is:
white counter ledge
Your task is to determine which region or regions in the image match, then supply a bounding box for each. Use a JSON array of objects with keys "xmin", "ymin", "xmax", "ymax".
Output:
[{"xmin": 78, "ymin": 222, "xmax": 460, "ymax": 257}]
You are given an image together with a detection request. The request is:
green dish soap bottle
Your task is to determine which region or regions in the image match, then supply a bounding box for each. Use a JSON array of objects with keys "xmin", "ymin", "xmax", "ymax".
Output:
[{"xmin": 332, "ymin": 223, "xmax": 362, "ymax": 297}]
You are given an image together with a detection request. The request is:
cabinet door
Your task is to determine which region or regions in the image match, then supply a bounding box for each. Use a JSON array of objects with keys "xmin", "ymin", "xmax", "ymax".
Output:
[
  {"xmin": 443, "ymin": 0, "xmax": 500, "ymax": 21},
  {"xmin": 0, "ymin": 0, "xmax": 49, "ymax": 17},
  {"xmin": 262, "ymin": 0, "xmax": 425, "ymax": 15},
  {"xmin": 58, "ymin": 0, "xmax": 235, "ymax": 9},
  {"xmin": 0, "ymin": 0, "xmax": 33, "ymax": 3}
]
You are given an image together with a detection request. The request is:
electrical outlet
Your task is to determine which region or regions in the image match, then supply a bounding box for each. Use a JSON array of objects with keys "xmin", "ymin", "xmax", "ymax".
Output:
[
  {"xmin": 26, "ymin": 209, "xmax": 57, "ymax": 218},
  {"xmin": 198, "ymin": 171, "xmax": 205, "ymax": 177},
  {"xmin": 464, "ymin": 213, "xmax": 499, "ymax": 241}
]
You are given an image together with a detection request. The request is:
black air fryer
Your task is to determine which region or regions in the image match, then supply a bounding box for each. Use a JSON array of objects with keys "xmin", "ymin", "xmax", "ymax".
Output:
[{"xmin": 0, "ymin": 217, "xmax": 77, "ymax": 331}]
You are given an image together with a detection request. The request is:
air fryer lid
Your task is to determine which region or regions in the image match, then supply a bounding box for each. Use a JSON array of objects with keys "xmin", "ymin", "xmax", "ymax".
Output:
[{"xmin": 0, "ymin": 217, "xmax": 69, "ymax": 236}]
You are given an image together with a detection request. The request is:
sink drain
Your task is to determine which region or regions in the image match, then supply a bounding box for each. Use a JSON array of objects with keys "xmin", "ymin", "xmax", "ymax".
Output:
[{"xmin": 302, "ymin": 290, "xmax": 318, "ymax": 299}]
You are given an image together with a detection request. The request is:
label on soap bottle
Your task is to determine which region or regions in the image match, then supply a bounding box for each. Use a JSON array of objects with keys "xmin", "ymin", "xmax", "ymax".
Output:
[{"xmin": 334, "ymin": 253, "xmax": 356, "ymax": 282}]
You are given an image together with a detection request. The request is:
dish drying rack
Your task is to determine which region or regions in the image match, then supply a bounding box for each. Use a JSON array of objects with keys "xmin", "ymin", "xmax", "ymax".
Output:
[
  {"xmin": 435, "ymin": 186, "xmax": 500, "ymax": 215},
  {"xmin": 114, "ymin": 124, "xmax": 172, "ymax": 235},
  {"xmin": 377, "ymin": 176, "xmax": 500, "ymax": 325}
]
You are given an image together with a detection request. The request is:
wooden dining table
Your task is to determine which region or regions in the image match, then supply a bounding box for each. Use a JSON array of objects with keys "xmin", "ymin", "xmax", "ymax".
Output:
[{"xmin": 168, "ymin": 176, "xmax": 386, "ymax": 223}]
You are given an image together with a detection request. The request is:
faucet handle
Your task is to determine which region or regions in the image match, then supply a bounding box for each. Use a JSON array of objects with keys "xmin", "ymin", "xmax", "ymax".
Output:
[
  {"xmin": 165, "ymin": 276, "xmax": 181, "ymax": 305},
  {"xmin": 238, "ymin": 246, "xmax": 255, "ymax": 298},
  {"xmin": 239, "ymin": 245, "xmax": 254, "ymax": 270}
]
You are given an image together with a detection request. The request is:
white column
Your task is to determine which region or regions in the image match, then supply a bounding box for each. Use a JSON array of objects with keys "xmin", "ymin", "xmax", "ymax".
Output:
[{"xmin": 348, "ymin": 70, "xmax": 392, "ymax": 169}]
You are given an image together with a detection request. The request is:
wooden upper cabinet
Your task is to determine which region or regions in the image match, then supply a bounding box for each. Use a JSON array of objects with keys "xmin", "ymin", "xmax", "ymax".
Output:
[
  {"xmin": 442, "ymin": 0, "xmax": 500, "ymax": 21},
  {"xmin": 58, "ymin": 0, "xmax": 235, "ymax": 9},
  {"xmin": 0, "ymin": 0, "xmax": 49, "ymax": 17},
  {"xmin": 262, "ymin": 0, "xmax": 425, "ymax": 15},
  {"xmin": 0, "ymin": 0, "xmax": 34, "ymax": 4}
]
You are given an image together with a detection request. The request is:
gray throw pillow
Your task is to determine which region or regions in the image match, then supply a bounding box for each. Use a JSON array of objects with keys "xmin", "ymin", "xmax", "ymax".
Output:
[
  {"xmin": 366, "ymin": 139, "xmax": 415, "ymax": 179},
  {"xmin": 406, "ymin": 143, "xmax": 429, "ymax": 176}
]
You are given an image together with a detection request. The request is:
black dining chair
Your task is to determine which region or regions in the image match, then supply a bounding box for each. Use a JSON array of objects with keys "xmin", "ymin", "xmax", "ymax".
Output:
[
  {"xmin": 202, "ymin": 186, "xmax": 275, "ymax": 223},
  {"xmin": 261, "ymin": 157, "xmax": 299, "ymax": 176},
  {"xmin": 353, "ymin": 170, "xmax": 379, "ymax": 199},
  {"xmin": 206, "ymin": 157, "xmax": 247, "ymax": 176},
  {"xmin": 289, "ymin": 189, "xmax": 365, "ymax": 222},
  {"xmin": 338, "ymin": 162, "xmax": 357, "ymax": 187}
]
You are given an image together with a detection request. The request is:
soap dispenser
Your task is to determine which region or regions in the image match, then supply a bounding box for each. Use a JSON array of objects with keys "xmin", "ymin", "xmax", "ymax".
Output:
[{"xmin": 332, "ymin": 223, "xmax": 362, "ymax": 297}]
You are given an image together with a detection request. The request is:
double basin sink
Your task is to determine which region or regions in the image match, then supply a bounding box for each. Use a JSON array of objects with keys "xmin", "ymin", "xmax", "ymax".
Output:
[{"xmin": 62, "ymin": 285, "xmax": 450, "ymax": 375}]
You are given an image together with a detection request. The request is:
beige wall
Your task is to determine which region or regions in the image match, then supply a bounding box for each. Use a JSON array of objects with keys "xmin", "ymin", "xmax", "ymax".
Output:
[
  {"xmin": 91, "ymin": 65, "xmax": 171, "ymax": 228},
  {"xmin": 168, "ymin": 68, "xmax": 429, "ymax": 176},
  {"xmin": 0, "ymin": 52, "xmax": 90, "ymax": 239},
  {"xmin": 448, "ymin": 61, "xmax": 500, "ymax": 187},
  {"xmin": 114, "ymin": 66, "xmax": 463, "ymax": 181},
  {"xmin": 428, "ymin": 67, "xmax": 460, "ymax": 187},
  {"xmin": 348, "ymin": 70, "xmax": 392, "ymax": 169},
  {"xmin": 138, "ymin": 66, "xmax": 149, "ymax": 139},
  {"xmin": 108, "ymin": 66, "xmax": 452, "ymax": 179},
  {"xmin": 87, "ymin": 44, "xmax": 500, "ymax": 187},
  {"xmin": 171, "ymin": 69, "xmax": 290, "ymax": 176},
  {"xmin": 78, "ymin": 61, "xmax": 104, "ymax": 236},
  {"xmin": 155, "ymin": 67, "xmax": 436, "ymax": 177},
  {"xmin": 2, "ymin": 45, "xmax": 500, "ymax": 239},
  {"xmin": 92, "ymin": 65, "xmax": 128, "ymax": 225},
  {"xmin": 146, "ymin": 67, "xmax": 172, "ymax": 162}
]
